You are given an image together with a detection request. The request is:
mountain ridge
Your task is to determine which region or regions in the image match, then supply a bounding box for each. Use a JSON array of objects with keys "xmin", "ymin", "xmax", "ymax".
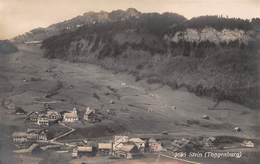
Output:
[{"xmin": 14, "ymin": 8, "xmax": 167, "ymax": 42}]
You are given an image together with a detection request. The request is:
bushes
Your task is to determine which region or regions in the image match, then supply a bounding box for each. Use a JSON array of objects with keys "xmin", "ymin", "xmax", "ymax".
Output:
[
  {"xmin": 0, "ymin": 40, "xmax": 18, "ymax": 54},
  {"xmin": 139, "ymin": 13, "xmax": 186, "ymax": 36}
]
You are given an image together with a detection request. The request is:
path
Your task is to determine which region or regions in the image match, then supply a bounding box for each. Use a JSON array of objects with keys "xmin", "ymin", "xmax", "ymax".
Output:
[{"xmin": 50, "ymin": 122, "xmax": 76, "ymax": 142}]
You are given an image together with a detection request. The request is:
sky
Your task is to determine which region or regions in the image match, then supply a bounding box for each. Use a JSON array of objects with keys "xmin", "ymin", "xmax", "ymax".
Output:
[{"xmin": 0, "ymin": 0, "xmax": 260, "ymax": 39}]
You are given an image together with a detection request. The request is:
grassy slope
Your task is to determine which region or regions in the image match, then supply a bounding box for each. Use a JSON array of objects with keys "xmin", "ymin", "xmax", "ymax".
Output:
[
  {"xmin": 41, "ymin": 16, "xmax": 260, "ymax": 109},
  {"xmin": 0, "ymin": 40, "xmax": 18, "ymax": 55}
]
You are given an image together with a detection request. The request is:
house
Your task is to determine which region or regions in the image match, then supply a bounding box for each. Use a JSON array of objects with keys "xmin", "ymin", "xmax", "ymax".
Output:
[
  {"xmin": 26, "ymin": 112, "xmax": 39, "ymax": 122},
  {"xmin": 37, "ymin": 115, "xmax": 49, "ymax": 126},
  {"xmin": 47, "ymin": 110, "xmax": 61, "ymax": 122},
  {"xmin": 83, "ymin": 107, "xmax": 96, "ymax": 122},
  {"xmin": 98, "ymin": 143, "xmax": 112, "ymax": 155},
  {"xmin": 26, "ymin": 110, "xmax": 61, "ymax": 126},
  {"xmin": 241, "ymin": 140, "xmax": 254, "ymax": 148},
  {"xmin": 113, "ymin": 136, "xmax": 129, "ymax": 150},
  {"xmin": 129, "ymin": 138, "xmax": 146, "ymax": 152},
  {"xmin": 12, "ymin": 132, "xmax": 28, "ymax": 143},
  {"xmin": 26, "ymin": 132, "xmax": 39, "ymax": 141},
  {"xmin": 63, "ymin": 107, "xmax": 79, "ymax": 123},
  {"xmin": 12, "ymin": 129, "xmax": 48, "ymax": 144},
  {"xmin": 114, "ymin": 143, "xmax": 140, "ymax": 159},
  {"xmin": 148, "ymin": 138, "xmax": 163, "ymax": 152},
  {"xmin": 113, "ymin": 136, "xmax": 141, "ymax": 159},
  {"xmin": 171, "ymin": 138, "xmax": 193, "ymax": 152},
  {"xmin": 27, "ymin": 129, "xmax": 48, "ymax": 141},
  {"xmin": 37, "ymin": 131, "xmax": 48, "ymax": 141},
  {"xmin": 204, "ymin": 137, "xmax": 216, "ymax": 147}
]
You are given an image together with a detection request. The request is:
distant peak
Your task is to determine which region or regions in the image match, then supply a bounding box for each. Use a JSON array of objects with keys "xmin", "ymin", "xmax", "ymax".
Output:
[
  {"xmin": 126, "ymin": 8, "xmax": 141, "ymax": 16},
  {"xmin": 126, "ymin": 8, "xmax": 140, "ymax": 13}
]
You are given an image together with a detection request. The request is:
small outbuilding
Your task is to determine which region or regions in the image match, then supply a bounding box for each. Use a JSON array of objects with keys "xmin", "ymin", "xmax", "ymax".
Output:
[
  {"xmin": 234, "ymin": 127, "xmax": 241, "ymax": 132},
  {"xmin": 98, "ymin": 143, "xmax": 112, "ymax": 155},
  {"xmin": 202, "ymin": 115, "xmax": 210, "ymax": 120},
  {"xmin": 74, "ymin": 146, "xmax": 94, "ymax": 157}
]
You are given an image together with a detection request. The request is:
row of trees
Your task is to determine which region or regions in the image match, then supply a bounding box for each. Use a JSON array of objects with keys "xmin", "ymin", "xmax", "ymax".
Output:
[{"xmin": 168, "ymin": 16, "xmax": 260, "ymax": 35}]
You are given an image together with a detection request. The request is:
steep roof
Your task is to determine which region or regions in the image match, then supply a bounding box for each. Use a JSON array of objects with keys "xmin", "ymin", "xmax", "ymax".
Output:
[
  {"xmin": 118, "ymin": 143, "xmax": 136, "ymax": 152},
  {"xmin": 38, "ymin": 114, "xmax": 48, "ymax": 119},
  {"xmin": 129, "ymin": 138, "xmax": 145, "ymax": 143},
  {"xmin": 149, "ymin": 138, "xmax": 158, "ymax": 143}
]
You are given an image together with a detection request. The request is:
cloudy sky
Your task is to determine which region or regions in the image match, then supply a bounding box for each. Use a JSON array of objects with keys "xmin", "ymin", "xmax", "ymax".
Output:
[{"xmin": 0, "ymin": 0, "xmax": 260, "ymax": 39}]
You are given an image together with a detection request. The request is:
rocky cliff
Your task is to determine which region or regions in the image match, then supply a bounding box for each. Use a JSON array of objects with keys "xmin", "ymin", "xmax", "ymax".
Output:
[
  {"xmin": 165, "ymin": 27, "xmax": 254, "ymax": 44},
  {"xmin": 40, "ymin": 10, "xmax": 260, "ymax": 108}
]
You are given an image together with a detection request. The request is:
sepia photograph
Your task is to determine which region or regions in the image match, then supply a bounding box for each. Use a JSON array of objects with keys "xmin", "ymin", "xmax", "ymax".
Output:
[{"xmin": 0, "ymin": 0, "xmax": 260, "ymax": 163}]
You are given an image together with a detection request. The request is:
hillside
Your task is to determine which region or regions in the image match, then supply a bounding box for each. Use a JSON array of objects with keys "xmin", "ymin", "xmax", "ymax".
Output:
[
  {"xmin": 0, "ymin": 40, "xmax": 18, "ymax": 55},
  {"xmin": 14, "ymin": 8, "xmax": 165, "ymax": 42},
  {"xmin": 40, "ymin": 9, "xmax": 260, "ymax": 108}
]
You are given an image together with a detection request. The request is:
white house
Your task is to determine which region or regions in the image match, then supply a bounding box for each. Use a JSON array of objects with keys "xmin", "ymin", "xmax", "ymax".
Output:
[
  {"xmin": 37, "ymin": 115, "xmax": 49, "ymax": 126},
  {"xmin": 83, "ymin": 107, "xmax": 96, "ymax": 122},
  {"xmin": 47, "ymin": 110, "xmax": 61, "ymax": 122}
]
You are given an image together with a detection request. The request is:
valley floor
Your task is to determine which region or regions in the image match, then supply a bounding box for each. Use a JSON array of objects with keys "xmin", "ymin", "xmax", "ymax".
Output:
[{"xmin": 0, "ymin": 44, "xmax": 260, "ymax": 163}]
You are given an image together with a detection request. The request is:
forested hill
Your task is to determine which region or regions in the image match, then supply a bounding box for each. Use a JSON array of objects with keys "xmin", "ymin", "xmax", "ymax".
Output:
[
  {"xmin": 13, "ymin": 8, "xmax": 185, "ymax": 43},
  {"xmin": 39, "ymin": 9, "xmax": 260, "ymax": 108}
]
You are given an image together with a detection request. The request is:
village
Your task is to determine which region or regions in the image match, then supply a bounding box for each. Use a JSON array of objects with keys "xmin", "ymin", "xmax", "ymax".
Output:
[
  {"xmin": 10, "ymin": 102, "xmax": 258, "ymax": 164},
  {"xmin": 11, "ymin": 105, "xmax": 165, "ymax": 160}
]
